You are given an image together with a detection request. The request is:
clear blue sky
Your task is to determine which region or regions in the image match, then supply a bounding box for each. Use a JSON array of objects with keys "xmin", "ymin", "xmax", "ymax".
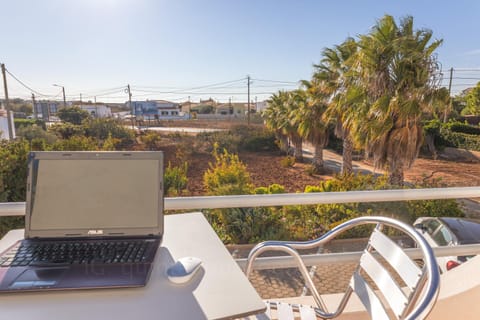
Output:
[{"xmin": 1, "ymin": 0, "xmax": 480, "ymax": 103}]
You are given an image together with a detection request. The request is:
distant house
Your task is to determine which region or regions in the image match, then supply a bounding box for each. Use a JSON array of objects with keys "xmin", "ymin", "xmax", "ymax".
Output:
[
  {"xmin": 131, "ymin": 100, "xmax": 187, "ymax": 120},
  {"xmin": 79, "ymin": 104, "xmax": 112, "ymax": 118},
  {"xmin": 215, "ymin": 102, "xmax": 247, "ymax": 115},
  {"xmin": 215, "ymin": 104, "xmax": 235, "ymax": 115},
  {"xmin": 255, "ymin": 101, "xmax": 268, "ymax": 113},
  {"xmin": 33, "ymin": 101, "xmax": 62, "ymax": 120}
]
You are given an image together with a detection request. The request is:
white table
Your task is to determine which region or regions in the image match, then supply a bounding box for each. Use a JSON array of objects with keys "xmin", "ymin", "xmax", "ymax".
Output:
[{"xmin": 0, "ymin": 212, "xmax": 265, "ymax": 319}]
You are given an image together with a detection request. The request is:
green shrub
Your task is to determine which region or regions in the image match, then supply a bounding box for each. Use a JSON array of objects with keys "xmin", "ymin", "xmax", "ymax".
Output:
[
  {"xmin": 241, "ymin": 131, "xmax": 278, "ymax": 152},
  {"xmin": 196, "ymin": 131, "xmax": 242, "ymax": 154},
  {"xmin": 0, "ymin": 140, "xmax": 29, "ymax": 237},
  {"xmin": 406, "ymin": 179, "xmax": 464, "ymax": 221},
  {"xmin": 51, "ymin": 136, "xmax": 98, "ymax": 151},
  {"xmin": 57, "ymin": 106, "xmax": 91, "ymax": 125},
  {"xmin": 254, "ymin": 183, "xmax": 286, "ymax": 195},
  {"xmin": 195, "ymin": 126, "xmax": 278, "ymax": 155},
  {"xmin": 141, "ymin": 131, "xmax": 162, "ymax": 150},
  {"xmin": 16, "ymin": 125, "xmax": 57, "ymax": 144},
  {"xmin": 30, "ymin": 138, "xmax": 49, "ymax": 151},
  {"xmin": 164, "ymin": 162, "xmax": 188, "ymax": 196},
  {"xmin": 101, "ymin": 133, "xmax": 120, "ymax": 151},
  {"xmin": 84, "ymin": 118, "xmax": 135, "ymax": 149},
  {"xmin": 204, "ymin": 207, "xmax": 289, "ymax": 243},
  {"xmin": 0, "ymin": 216, "xmax": 24, "ymax": 239},
  {"xmin": 203, "ymin": 146, "xmax": 252, "ymax": 195},
  {"xmin": 49, "ymin": 122, "xmax": 86, "ymax": 139},
  {"xmin": 203, "ymin": 146, "xmax": 264, "ymax": 243},
  {"xmin": 0, "ymin": 140, "xmax": 30, "ymax": 202},
  {"xmin": 423, "ymin": 119, "xmax": 480, "ymax": 151},
  {"xmin": 253, "ymin": 186, "xmax": 269, "ymax": 194},
  {"xmin": 423, "ymin": 119, "xmax": 442, "ymax": 136},
  {"xmin": 268, "ymin": 183, "xmax": 286, "ymax": 194},
  {"xmin": 446, "ymin": 121, "xmax": 480, "ymax": 135},
  {"xmin": 14, "ymin": 118, "xmax": 46, "ymax": 130},
  {"xmin": 438, "ymin": 128, "xmax": 480, "ymax": 151}
]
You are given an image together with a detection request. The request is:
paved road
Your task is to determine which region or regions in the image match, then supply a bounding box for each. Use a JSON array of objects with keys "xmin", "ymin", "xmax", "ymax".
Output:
[
  {"xmin": 137, "ymin": 126, "xmax": 223, "ymax": 133},
  {"xmin": 302, "ymin": 143, "xmax": 383, "ymax": 175}
]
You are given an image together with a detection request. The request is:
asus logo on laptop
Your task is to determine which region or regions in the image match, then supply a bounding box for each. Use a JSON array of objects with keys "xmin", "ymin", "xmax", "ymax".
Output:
[{"xmin": 87, "ymin": 229, "xmax": 104, "ymax": 235}]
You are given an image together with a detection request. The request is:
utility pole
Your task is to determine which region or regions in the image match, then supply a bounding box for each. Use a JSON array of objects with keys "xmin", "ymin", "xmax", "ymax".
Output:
[
  {"xmin": 247, "ymin": 75, "xmax": 250, "ymax": 126},
  {"xmin": 1, "ymin": 63, "xmax": 14, "ymax": 140},
  {"xmin": 80, "ymin": 93, "xmax": 82, "ymax": 103},
  {"xmin": 53, "ymin": 84, "xmax": 67, "ymax": 109},
  {"xmin": 62, "ymin": 86, "xmax": 66, "ymax": 108},
  {"xmin": 32, "ymin": 93, "xmax": 37, "ymax": 119},
  {"xmin": 445, "ymin": 67, "xmax": 454, "ymax": 123},
  {"xmin": 448, "ymin": 67, "xmax": 453, "ymax": 94},
  {"xmin": 127, "ymin": 84, "xmax": 133, "ymax": 129}
]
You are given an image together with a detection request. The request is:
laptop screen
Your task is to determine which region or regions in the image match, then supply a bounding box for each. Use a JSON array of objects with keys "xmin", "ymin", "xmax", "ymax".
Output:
[{"xmin": 25, "ymin": 152, "xmax": 164, "ymax": 238}]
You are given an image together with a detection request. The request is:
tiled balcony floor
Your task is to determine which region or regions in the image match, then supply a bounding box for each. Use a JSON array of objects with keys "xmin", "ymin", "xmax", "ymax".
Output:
[{"xmin": 248, "ymin": 262, "xmax": 357, "ymax": 299}]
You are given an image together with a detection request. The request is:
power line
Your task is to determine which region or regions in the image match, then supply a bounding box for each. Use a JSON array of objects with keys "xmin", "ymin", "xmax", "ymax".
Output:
[
  {"xmin": 251, "ymin": 78, "xmax": 299, "ymax": 84},
  {"xmin": 4, "ymin": 68, "xmax": 53, "ymax": 97},
  {"xmin": 169, "ymin": 78, "xmax": 247, "ymax": 93}
]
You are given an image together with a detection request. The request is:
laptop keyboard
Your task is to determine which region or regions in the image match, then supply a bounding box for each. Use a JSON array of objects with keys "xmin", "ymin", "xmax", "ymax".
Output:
[{"xmin": 0, "ymin": 239, "xmax": 156, "ymax": 267}]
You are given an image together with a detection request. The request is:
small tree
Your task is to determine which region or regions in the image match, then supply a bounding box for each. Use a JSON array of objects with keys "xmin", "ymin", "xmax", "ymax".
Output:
[
  {"xmin": 164, "ymin": 162, "xmax": 188, "ymax": 196},
  {"xmin": 203, "ymin": 145, "xmax": 252, "ymax": 195},
  {"xmin": 84, "ymin": 118, "xmax": 135, "ymax": 149},
  {"xmin": 463, "ymin": 82, "xmax": 480, "ymax": 115},
  {"xmin": 57, "ymin": 106, "xmax": 91, "ymax": 125}
]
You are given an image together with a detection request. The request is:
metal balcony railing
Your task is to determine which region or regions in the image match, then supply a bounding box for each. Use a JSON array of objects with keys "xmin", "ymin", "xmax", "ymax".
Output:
[{"xmin": 1, "ymin": 186, "xmax": 480, "ymax": 270}]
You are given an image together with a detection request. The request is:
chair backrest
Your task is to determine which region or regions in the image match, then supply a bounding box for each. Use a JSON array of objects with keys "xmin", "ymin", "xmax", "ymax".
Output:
[
  {"xmin": 245, "ymin": 216, "xmax": 440, "ymax": 320},
  {"xmin": 351, "ymin": 226, "xmax": 428, "ymax": 320}
]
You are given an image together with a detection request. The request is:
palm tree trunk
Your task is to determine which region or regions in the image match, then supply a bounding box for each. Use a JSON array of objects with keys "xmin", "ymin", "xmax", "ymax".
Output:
[
  {"xmin": 277, "ymin": 132, "xmax": 289, "ymax": 154},
  {"xmin": 425, "ymin": 134, "xmax": 437, "ymax": 160},
  {"xmin": 342, "ymin": 131, "xmax": 353, "ymax": 175},
  {"xmin": 291, "ymin": 134, "xmax": 303, "ymax": 162},
  {"xmin": 388, "ymin": 158, "xmax": 404, "ymax": 186},
  {"xmin": 312, "ymin": 143, "xmax": 324, "ymax": 172}
]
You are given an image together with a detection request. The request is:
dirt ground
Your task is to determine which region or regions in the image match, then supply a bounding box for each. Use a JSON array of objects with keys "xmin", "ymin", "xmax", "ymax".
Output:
[
  {"xmin": 155, "ymin": 120, "xmax": 480, "ymax": 195},
  {"xmin": 166, "ymin": 147, "xmax": 480, "ymax": 196}
]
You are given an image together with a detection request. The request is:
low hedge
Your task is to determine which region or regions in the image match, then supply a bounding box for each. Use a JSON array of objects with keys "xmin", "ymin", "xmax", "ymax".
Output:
[
  {"xmin": 14, "ymin": 118, "xmax": 46, "ymax": 130},
  {"xmin": 445, "ymin": 121, "xmax": 480, "ymax": 135},
  {"xmin": 439, "ymin": 128, "xmax": 480, "ymax": 151}
]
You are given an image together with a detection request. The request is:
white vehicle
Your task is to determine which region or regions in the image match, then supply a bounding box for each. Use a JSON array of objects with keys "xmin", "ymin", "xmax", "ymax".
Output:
[{"xmin": 414, "ymin": 217, "xmax": 480, "ymax": 273}]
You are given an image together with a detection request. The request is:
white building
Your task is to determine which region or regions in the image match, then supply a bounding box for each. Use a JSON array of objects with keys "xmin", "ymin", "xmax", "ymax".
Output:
[
  {"xmin": 131, "ymin": 100, "xmax": 188, "ymax": 120},
  {"xmin": 255, "ymin": 101, "xmax": 268, "ymax": 113},
  {"xmin": 0, "ymin": 108, "xmax": 15, "ymax": 140},
  {"xmin": 79, "ymin": 104, "xmax": 112, "ymax": 118}
]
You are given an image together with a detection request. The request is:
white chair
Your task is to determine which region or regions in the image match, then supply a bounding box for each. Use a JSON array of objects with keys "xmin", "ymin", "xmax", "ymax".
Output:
[{"xmin": 245, "ymin": 216, "xmax": 440, "ymax": 320}]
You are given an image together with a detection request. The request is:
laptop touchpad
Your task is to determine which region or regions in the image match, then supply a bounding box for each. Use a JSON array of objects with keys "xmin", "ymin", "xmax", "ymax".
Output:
[{"xmin": 10, "ymin": 268, "xmax": 68, "ymax": 289}]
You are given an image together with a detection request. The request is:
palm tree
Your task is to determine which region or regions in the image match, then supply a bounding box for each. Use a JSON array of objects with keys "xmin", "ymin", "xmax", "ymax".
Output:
[
  {"xmin": 284, "ymin": 91, "xmax": 304, "ymax": 162},
  {"xmin": 353, "ymin": 15, "xmax": 442, "ymax": 186},
  {"xmin": 294, "ymin": 85, "xmax": 329, "ymax": 171},
  {"xmin": 314, "ymin": 38, "xmax": 359, "ymax": 174},
  {"xmin": 264, "ymin": 91, "xmax": 289, "ymax": 153},
  {"xmin": 264, "ymin": 90, "xmax": 303, "ymax": 161}
]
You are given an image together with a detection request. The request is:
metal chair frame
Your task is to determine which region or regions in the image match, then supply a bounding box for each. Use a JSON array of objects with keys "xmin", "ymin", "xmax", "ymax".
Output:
[{"xmin": 245, "ymin": 216, "xmax": 440, "ymax": 320}]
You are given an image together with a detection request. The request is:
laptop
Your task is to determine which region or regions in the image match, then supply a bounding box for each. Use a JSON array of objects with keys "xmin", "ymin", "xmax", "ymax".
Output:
[{"xmin": 0, "ymin": 151, "xmax": 164, "ymax": 292}]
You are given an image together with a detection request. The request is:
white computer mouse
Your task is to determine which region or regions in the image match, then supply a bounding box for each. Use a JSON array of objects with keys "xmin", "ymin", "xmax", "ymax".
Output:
[{"xmin": 167, "ymin": 257, "xmax": 202, "ymax": 284}]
